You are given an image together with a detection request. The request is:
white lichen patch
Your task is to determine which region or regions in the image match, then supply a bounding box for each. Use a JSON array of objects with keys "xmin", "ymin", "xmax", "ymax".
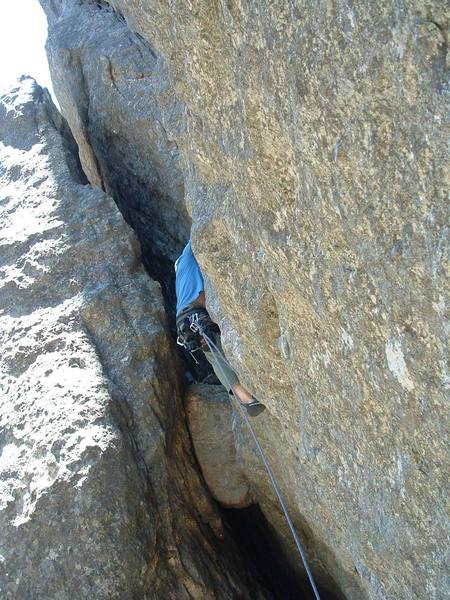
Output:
[
  {"xmin": 385, "ymin": 339, "xmax": 414, "ymax": 391},
  {"xmin": 341, "ymin": 328, "xmax": 354, "ymax": 349}
]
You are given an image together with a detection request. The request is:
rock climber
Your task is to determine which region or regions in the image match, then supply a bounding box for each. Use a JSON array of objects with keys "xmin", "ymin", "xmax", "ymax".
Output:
[{"xmin": 175, "ymin": 240, "xmax": 265, "ymax": 417}]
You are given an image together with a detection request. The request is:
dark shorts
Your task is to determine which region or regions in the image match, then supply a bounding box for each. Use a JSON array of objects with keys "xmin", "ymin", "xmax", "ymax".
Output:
[{"xmin": 176, "ymin": 304, "xmax": 239, "ymax": 392}]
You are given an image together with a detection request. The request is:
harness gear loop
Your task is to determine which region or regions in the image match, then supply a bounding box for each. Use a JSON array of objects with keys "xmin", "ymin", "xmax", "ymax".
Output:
[
  {"xmin": 194, "ymin": 322, "xmax": 321, "ymax": 600},
  {"xmin": 176, "ymin": 334, "xmax": 200, "ymax": 363}
]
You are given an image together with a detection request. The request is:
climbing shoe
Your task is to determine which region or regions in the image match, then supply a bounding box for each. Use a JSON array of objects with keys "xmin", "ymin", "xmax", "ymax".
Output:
[{"xmin": 240, "ymin": 398, "xmax": 266, "ymax": 417}]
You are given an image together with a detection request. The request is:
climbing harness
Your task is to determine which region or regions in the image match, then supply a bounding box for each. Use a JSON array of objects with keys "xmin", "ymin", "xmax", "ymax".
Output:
[
  {"xmin": 176, "ymin": 316, "xmax": 202, "ymax": 363},
  {"xmin": 176, "ymin": 307, "xmax": 218, "ymax": 364},
  {"xmin": 189, "ymin": 319, "xmax": 321, "ymax": 600}
]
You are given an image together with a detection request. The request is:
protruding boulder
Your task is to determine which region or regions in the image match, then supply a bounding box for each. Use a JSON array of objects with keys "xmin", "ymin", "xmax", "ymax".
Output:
[{"xmin": 185, "ymin": 384, "xmax": 253, "ymax": 508}]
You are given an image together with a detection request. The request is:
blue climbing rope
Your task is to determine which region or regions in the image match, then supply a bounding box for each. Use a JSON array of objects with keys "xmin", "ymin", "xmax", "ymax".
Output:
[{"xmin": 192, "ymin": 324, "xmax": 321, "ymax": 600}]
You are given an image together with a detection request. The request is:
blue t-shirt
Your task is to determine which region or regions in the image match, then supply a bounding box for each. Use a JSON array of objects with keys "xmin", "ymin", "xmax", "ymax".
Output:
[{"xmin": 175, "ymin": 241, "xmax": 205, "ymax": 315}]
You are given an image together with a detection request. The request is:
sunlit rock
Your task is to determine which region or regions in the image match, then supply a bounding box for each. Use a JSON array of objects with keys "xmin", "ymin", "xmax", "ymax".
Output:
[{"xmin": 0, "ymin": 78, "xmax": 271, "ymax": 600}]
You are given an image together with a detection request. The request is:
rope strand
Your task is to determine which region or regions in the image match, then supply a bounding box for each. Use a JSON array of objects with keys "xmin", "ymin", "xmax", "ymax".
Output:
[{"xmin": 197, "ymin": 326, "xmax": 321, "ymax": 600}]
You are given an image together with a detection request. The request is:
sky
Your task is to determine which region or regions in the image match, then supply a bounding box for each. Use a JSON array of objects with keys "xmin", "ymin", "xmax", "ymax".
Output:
[{"xmin": 0, "ymin": 0, "xmax": 55, "ymax": 99}]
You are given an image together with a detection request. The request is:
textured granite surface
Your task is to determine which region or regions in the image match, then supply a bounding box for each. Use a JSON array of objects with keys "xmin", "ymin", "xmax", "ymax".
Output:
[{"xmin": 39, "ymin": 2, "xmax": 449, "ymax": 598}]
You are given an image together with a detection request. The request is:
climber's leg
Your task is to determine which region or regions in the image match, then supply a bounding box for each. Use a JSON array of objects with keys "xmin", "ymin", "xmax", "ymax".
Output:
[
  {"xmin": 202, "ymin": 331, "xmax": 265, "ymax": 415},
  {"xmin": 202, "ymin": 330, "xmax": 239, "ymax": 393},
  {"xmin": 176, "ymin": 305, "xmax": 265, "ymax": 415}
]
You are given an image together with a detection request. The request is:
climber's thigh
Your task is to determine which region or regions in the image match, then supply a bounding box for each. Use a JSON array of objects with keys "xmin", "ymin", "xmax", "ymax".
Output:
[{"xmin": 202, "ymin": 331, "xmax": 239, "ymax": 393}]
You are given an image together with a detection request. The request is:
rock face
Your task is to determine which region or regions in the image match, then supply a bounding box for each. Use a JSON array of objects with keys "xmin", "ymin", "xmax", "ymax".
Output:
[
  {"xmin": 0, "ymin": 79, "xmax": 272, "ymax": 600},
  {"xmin": 39, "ymin": 2, "xmax": 448, "ymax": 599},
  {"xmin": 40, "ymin": 0, "xmax": 190, "ymax": 286}
]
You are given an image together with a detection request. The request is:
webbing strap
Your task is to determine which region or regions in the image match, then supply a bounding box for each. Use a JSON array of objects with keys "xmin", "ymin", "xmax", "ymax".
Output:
[{"xmin": 195, "ymin": 326, "xmax": 321, "ymax": 600}]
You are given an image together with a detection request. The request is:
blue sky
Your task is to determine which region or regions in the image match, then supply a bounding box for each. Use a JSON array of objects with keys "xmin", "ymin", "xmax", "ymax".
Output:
[{"xmin": 0, "ymin": 0, "xmax": 55, "ymax": 98}]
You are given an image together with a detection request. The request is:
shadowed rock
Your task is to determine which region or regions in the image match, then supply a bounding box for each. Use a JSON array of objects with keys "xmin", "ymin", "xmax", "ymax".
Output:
[{"xmin": 39, "ymin": 0, "xmax": 190, "ymax": 267}]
